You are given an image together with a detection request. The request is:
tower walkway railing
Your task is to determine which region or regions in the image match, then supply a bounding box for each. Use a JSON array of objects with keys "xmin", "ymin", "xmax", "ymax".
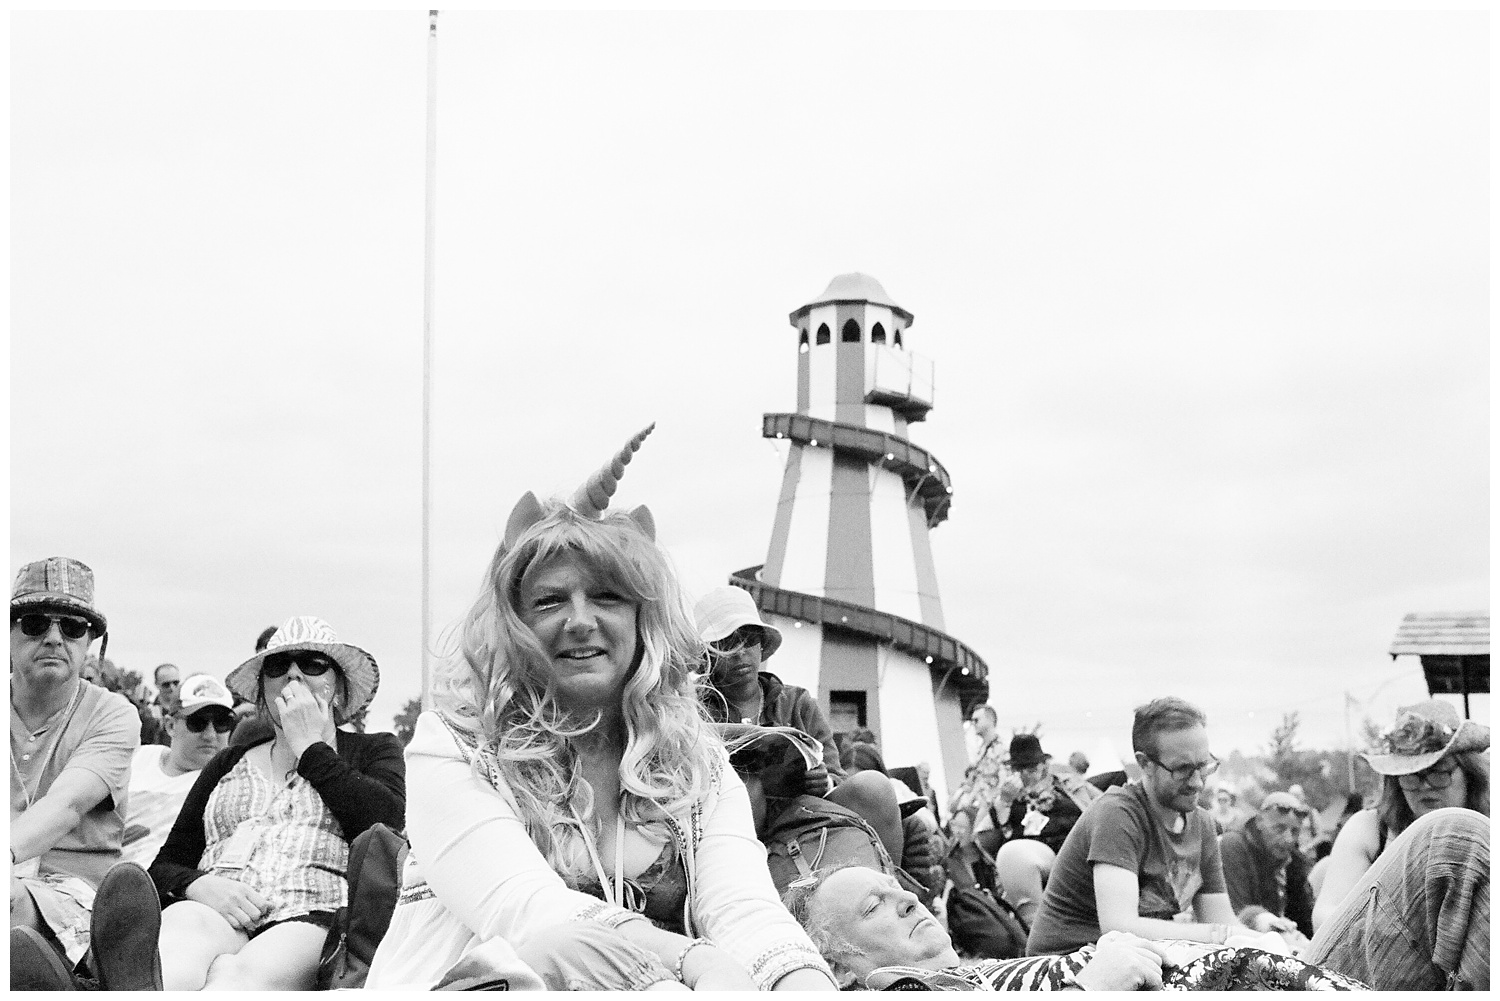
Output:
[
  {"xmin": 729, "ymin": 565, "xmax": 990, "ymax": 693},
  {"xmin": 762, "ymin": 413, "xmax": 953, "ymax": 526}
]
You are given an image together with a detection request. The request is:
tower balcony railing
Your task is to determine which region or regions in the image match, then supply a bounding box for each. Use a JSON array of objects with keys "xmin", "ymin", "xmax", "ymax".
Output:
[
  {"xmin": 729, "ymin": 564, "xmax": 990, "ymax": 691},
  {"xmin": 865, "ymin": 346, "xmax": 934, "ymax": 422},
  {"xmin": 763, "ymin": 412, "xmax": 953, "ymax": 526}
]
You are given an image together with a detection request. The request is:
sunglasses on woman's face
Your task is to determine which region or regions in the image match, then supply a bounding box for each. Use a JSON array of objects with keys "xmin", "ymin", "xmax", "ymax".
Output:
[
  {"xmin": 14, "ymin": 613, "xmax": 91, "ymax": 641},
  {"xmin": 261, "ymin": 653, "xmax": 338, "ymax": 679},
  {"xmin": 179, "ymin": 710, "xmax": 235, "ymax": 734},
  {"xmin": 1398, "ymin": 763, "xmax": 1458, "ymax": 790}
]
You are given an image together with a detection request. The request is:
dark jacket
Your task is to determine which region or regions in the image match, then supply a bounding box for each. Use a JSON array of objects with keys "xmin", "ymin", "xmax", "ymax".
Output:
[
  {"xmin": 149, "ymin": 729, "xmax": 406, "ymax": 902},
  {"xmin": 1218, "ymin": 815, "xmax": 1314, "ymax": 937},
  {"xmin": 701, "ymin": 670, "xmax": 846, "ymax": 782}
]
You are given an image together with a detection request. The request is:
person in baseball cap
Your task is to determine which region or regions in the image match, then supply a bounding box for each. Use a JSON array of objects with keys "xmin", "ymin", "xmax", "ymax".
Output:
[{"xmin": 121, "ymin": 675, "xmax": 236, "ymax": 869}]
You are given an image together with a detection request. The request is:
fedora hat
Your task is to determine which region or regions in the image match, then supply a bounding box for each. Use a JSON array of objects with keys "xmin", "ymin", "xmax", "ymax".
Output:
[
  {"xmin": 226, "ymin": 616, "xmax": 378, "ymax": 725},
  {"xmin": 693, "ymin": 586, "xmax": 782, "ymax": 658},
  {"xmin": 11, "ymin": 557, "xmax": 108, "ymax": 637},
  {"xmin": 1004, "ymin": 733, "xmax": 1050, "ymax": 770},
  {"xmin": 1361, "ymin": 699, "xmax": 1489, "ymax": 776}
]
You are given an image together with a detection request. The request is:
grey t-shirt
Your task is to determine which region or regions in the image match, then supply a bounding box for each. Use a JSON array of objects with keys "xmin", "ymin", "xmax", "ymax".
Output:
[
  {"xmin": 10, "ymin": 680, "xmax": 139, "ymax": 886},
  {"xmin": 1026, "ymin": 780, "xmax": 1225, "ymax": 955}
]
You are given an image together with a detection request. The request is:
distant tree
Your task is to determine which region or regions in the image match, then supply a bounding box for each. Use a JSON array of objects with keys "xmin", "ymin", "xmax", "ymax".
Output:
[
  {"xmin": 83, "ymin": 655, "xmax": 147, "ymax": 707},
  {"xmin": 1266, "ymin": 712, "xmax": 1302, "ymax": 769},
  {"xmin": 394, "ymin": 697, "xmax": 423, "ymax": 747}
]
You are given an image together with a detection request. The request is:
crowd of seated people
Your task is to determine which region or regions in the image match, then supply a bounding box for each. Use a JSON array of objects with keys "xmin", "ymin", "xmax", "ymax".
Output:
[{"xmin": 13, "ymin": 432, "xmax": 1490, "ymax": 992}]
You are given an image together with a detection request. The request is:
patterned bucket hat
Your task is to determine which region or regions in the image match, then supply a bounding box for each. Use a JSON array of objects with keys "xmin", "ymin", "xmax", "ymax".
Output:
[
  {"xmin": 1361, "ymin": 699, "xmax": 1490, "ymax": 776},
  {"xmin": 11, "ymin": 557, "xmax": 108, "ymax": 636},
  {"xmin": 225, "ymin": 616, "xmax": 378, "ymax": 725}
]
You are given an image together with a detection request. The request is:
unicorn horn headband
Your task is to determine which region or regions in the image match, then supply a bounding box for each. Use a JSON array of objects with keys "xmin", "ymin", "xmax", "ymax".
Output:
[{"xmin": 503, "ymin": 423, "xmax": 658, "ymax": 546}]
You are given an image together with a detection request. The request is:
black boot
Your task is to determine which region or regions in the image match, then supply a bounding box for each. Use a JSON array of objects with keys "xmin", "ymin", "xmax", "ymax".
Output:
[
  {"xmin": 11, "ymin": 926, "xmax": 78, "ymax": 990},
  {"xmin": 88, "ymin": 863, "xmax": 163, "ymax": 990}
]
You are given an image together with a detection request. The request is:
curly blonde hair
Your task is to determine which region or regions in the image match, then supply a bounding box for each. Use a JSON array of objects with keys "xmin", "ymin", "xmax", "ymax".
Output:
[{"xmin": 434, "ymin": 500, "xmax": 721, "ymax": 881}]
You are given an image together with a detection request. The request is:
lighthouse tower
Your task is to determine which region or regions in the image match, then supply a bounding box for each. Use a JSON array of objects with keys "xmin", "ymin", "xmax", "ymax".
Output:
[{"xmin": 729, "ymin": 273, "xmax": 990, "ymax": 802}]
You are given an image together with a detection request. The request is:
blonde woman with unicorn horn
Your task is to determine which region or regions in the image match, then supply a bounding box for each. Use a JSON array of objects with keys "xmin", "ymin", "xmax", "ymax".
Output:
[{"xmin": 368, "ymin": 425, "xmax": 838, "ymax": 991}]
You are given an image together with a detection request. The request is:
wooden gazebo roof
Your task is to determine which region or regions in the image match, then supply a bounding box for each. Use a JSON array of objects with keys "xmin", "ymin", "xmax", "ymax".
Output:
[{"xmin": 1388, "ymin": 612, "xmax": 1489, "ymax": 657}]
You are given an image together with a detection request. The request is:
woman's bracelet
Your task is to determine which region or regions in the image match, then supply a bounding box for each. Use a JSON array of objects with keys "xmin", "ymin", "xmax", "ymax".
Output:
[{"xmin": 672, "ymin": 937, "xmax": 713, "ymax": 984}]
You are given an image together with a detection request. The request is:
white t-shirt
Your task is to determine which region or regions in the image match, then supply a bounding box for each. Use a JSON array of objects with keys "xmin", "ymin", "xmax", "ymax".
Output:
[{"xmin": 122, "ymin": 744, "xmax": 201, "ymax": 868}]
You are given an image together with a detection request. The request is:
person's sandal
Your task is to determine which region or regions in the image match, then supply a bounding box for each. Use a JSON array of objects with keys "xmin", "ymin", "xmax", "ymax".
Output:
[
  {"xmin": 11, "ymin": 926, "xmax": 78, "ymax": 990},
  {"xmin": 88, "ymin": 862, "xmax": 164, "ymax": 990}
]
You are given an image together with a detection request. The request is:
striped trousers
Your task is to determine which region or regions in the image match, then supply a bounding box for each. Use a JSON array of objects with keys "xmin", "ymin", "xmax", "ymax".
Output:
[{"xmin": 1305, "ymin": 807, "xmax": 1488, "ymax": 990}]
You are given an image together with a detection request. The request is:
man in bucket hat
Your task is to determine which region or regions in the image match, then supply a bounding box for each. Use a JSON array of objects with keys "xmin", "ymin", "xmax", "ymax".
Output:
[
  {"xmin": 9, "ymin": 557, "xmax": 141, "ymax": 987},
  {"xmin": 694, "ymin": 585, "xmax": 908, "ymax": 873}
]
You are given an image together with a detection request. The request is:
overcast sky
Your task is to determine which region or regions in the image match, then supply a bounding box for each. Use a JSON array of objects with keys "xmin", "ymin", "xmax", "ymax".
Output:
[{"xmin": 12, "ymin": 11, "xmax": 1487, "ymax": 769}]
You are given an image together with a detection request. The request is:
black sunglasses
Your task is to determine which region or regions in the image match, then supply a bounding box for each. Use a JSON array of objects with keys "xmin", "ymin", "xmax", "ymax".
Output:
[
  {"xmin": 179, "ymin": 711, "xmax": 235, "ymax": 734},
  {"xmin": 708, "ymin": 628, "xmax": 764, "ymax": 659},
  {"xmin": 15, "ymin": 613, "xmax": 91, "ymax": 641},
  {"xmin": 261, "ymin": 652, "xmax": 338, "ymax": 679}
]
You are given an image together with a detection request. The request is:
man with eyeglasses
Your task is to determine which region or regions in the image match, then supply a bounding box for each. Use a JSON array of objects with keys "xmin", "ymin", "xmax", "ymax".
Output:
[
  {"xmin": 120, "ymin": 675, "xmax": 235, "ymax": 868},
  {"xmin": 1217, "ymin": 791, "xmax": 1314, "ymax": 948},
  {"xmin": 10, "ymin": 557, "xmax": 140, "ymax": 985},
  {"xmin": 1026, "ymin": 697, "xmax": 1256, "ymax": 956}
]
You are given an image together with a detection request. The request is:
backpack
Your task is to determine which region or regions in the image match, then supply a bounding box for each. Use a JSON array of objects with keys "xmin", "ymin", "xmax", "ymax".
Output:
[
  {"xmin": 762, "ymin": 794, "xmax": 926, "ymax": 899},
  {"xmin": 944, "ymin": 880, "xmax": 1028, "ymax": 961},
  {"xmin": 318, "ymin": 822, "xmax": 409, "ymax": 990}
]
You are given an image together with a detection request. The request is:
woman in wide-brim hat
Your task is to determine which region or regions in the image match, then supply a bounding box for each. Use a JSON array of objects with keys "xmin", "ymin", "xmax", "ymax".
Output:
[
  {"xmin": 91, "ymin": 615, "xmax": 406, "ymax": 991},
  {"xmin": 1311, "ymin": 699, "xmax": 1489, "ymax": 932}
]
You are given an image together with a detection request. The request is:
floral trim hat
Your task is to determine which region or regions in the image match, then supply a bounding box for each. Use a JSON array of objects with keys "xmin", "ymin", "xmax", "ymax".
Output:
[
  {"xmin": 226, "ymin": 615, "xmax": 378, "ymax": 725},
  {"xmin": 1361, "ymin": 699, "xmax": 1489, "ymax": 776}
]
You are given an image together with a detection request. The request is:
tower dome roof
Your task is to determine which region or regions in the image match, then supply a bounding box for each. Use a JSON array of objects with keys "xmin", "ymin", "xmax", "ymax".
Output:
[{"xmin": 788, "ymin": 273, "xmax": 915, "ymax": 326}]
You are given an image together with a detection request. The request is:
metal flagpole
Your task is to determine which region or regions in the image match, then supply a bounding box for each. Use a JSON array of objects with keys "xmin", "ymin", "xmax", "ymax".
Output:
[{"xmin": 421, "ymin": 10, "xmax": 439, "ymax": 710}]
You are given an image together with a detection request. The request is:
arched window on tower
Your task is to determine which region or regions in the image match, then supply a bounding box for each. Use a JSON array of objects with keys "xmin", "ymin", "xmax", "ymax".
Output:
[
  {"xmin": 798, "ymin": 329, "xmax": 810, "ymax": 353},
  {"xmin": 871, "ymin": 322, "xmax": 886, "ymax": 344},
  {"xmin": 893, "ymin": 328, "xmax": 904, "ymax": 349},
  {"xmin": 816, "ymin": 323, "xmax": 831, "ymax": 345},
  {"xmin": 841, "ymin": 319, "xmax": 860, "ymax": 343}
]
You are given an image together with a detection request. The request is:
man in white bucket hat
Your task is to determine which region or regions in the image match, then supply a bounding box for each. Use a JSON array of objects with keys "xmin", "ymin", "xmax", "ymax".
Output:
[{"xmin": 694, "ymin": 585, "xmax": 908, "ymax": 880}]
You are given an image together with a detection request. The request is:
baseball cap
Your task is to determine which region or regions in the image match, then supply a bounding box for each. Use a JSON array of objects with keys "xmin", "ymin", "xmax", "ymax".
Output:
[{"xmin": 177, "ymin": 674, "xmax": 234, "ymax": 716}]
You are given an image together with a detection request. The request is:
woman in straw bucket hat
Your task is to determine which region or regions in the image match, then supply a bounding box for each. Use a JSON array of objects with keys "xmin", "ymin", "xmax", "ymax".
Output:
[
  {"xmin": 366, "ymin": 427, "xmax": 837, "ymax": 991},
  {"xmin": 1311, "ymin": 698, "xmax": 1488, "ymax": 933},
  {"xmin": 78, "ymin": 615, "xmax": 405, "ymax": 991}
]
